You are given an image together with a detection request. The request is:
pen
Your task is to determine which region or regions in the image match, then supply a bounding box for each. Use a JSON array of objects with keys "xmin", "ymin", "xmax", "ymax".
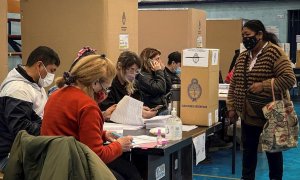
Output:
[
  {"xmin": 112, "ymin": 132, "xmax": 135, "ymax": 144},
  {"xmin": 111, "ymin": 132, "xmax": 122, "ymax": 138}
]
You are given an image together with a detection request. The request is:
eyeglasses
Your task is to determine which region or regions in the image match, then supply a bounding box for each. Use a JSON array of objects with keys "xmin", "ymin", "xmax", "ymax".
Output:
[
  {"xmin": 126, "ymin": 68, "xmax": 141, "ymax": 75},
  {"xmin": 99, "ymin": 82, "xmax": 111, "ymax": 95}
]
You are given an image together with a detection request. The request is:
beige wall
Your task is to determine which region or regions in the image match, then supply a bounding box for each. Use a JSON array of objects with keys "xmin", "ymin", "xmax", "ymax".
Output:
[
  {"xmin": 206, "ymin": 19, "xmax": 243, "ymax": 79},
  {"xmin": 0, "ymin": 0, "xmax": 8, "ymax": 82},
  {"xmin": 21, "ymin": 0, "xmax": 138, "ymax": 88}
]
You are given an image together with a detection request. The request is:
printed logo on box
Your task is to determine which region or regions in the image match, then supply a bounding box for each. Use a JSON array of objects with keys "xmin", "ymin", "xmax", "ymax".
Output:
[
  {"xmin": 198, "ymin": 20, "xmax": 202, "ymax": 34},
  {"xmin": 121, "ymin": 12, "xmax": 127, "ymax": 31},
  {"xmin": 188, "ymin": 78, "xmax": 202, "ymax": 102}
]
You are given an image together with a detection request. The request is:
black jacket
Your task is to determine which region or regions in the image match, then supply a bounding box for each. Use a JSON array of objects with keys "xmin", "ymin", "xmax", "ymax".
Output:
[
  {"xmin": 165, "ymin": 67, "xmax": 181, "ymax": 85},
  {"xmin": 100, "ymin": 77, "xmax": 142, "ymax": 111},
  {"xmin": 0, "ymin": 66, "xmax": 44, "ymax": 162},
  {"xmin": 136, "ymin": 69, "xmax": 171, "ymax": 109}
]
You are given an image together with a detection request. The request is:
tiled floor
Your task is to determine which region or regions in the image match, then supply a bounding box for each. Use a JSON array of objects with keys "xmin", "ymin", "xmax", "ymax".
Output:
[{"xmin": 193, "ymin": 97, "xmax": 300, "ymax": 180}]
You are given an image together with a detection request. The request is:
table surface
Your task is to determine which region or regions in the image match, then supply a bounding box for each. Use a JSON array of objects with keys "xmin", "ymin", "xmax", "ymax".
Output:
[{"xmin": 124, "ymin": 122, "xmax": 222, "ymax": 156}]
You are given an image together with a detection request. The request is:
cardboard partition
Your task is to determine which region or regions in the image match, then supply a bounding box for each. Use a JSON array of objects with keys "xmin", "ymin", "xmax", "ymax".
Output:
[
  {"xmin": 138, "ymin": 8, "xmax": 206, "ymax": 65},
  {"xmin": 21, "ymin": 0, "xmax": 138, "ymax": 88},
  {"xmin": 207, "ymin": 19, "xmax": 245, "ymax": 79},
  {"xmin": 297, "ymin": 50, "xmax": 300, "ymax": 68},
  {"xmin": 180, "ymin": 48, "xmax": 219, "ymax": 126},
  {"xmin": 8, "ymin": 0, "xmax": 20, "ymax": 13},
  {"xmin": 0, "ymin": 0, "xmax": 8, "ymax": 82}
]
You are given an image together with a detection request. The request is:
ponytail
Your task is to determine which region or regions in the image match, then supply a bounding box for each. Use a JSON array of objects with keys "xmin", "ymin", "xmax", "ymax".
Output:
[{"xmin": 263, "ymin": 31, "xmax": 279, "ymax": 46}]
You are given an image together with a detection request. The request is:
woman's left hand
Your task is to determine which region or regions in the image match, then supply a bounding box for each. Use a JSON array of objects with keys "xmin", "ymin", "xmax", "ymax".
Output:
[{"xmin": 249, "ymin": 82, "xmax": 263, "ymax": 93}]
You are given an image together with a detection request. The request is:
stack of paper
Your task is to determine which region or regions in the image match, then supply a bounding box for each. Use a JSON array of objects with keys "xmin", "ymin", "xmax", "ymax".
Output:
[
  {"xmin": 143, "ymin": 115, "xmax": 171, "ymax": 129},
  {"xmin": 104, "ymin": 122, "xmax": 143, "ymax": 131},
  {"xmin": 110, "ymin": 96, "xmax": 144, "ymax": 126}
]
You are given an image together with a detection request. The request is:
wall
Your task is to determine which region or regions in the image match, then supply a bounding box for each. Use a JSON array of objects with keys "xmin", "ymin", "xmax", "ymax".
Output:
[
  {"xmin": 139, "ymin": 0, "xmax": 300, "ymax": 43},
  {"xmin": 0, "ymin": 0, "xmax": 8, "ymax": 82}
]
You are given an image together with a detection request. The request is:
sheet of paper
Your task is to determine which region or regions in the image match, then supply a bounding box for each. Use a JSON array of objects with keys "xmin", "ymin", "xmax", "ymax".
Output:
[
  {"xmin": 182, "ymin": 125, "xmax": 197, "ymax": 132},
  {"xmin": 143, "ymin": 115, "xmax": 171, "ymax": 122},
  {"xmin": 133, "ymin": 135, "xmax": 157, "ymax": 145},
  {"xmin": 110, "ymin": 96, "xmax": 144, "ymax": 126},
  {"xmin": 104, "ymin": 122, "xmax": 143, "ymax": 131},
  {"xmin": 193, "ymin": 133, "xmax": 206, "ymax": 165}
]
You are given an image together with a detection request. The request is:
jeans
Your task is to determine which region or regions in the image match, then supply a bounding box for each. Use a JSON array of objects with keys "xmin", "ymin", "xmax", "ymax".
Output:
[{"xmin": 0, "ymin": 156, "xmax": 8, "ymax": 172}]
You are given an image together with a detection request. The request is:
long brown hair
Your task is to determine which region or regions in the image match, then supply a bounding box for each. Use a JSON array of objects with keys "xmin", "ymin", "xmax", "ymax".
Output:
[
  {"xmin": 140, "ymin": 48, "xmax": 161, "ymax": 73},
  {"xmin": 117, "ymin": 51, "xmax": 141, "ymax": 95}
]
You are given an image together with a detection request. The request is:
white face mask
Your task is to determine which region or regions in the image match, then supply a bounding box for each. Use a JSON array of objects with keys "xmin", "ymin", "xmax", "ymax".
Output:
[{"xmin": 38, "ymin": 63, "xmax": 55, "ymax": 87}]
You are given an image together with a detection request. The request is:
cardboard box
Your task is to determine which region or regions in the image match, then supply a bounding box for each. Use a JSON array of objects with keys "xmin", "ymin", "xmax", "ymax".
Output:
[
  {"xmin": 0, "ymin": 0, "xmax": 8, "ymax": 82},
  {"xmin": 138, "ymin": 8, "xmax": 206, "ymax": 64},
  {"xmin": 297, "ymin": 50, "xmax": 300, "ymax": 67},
  {"xmin": 180, "ymin": 48, "xmax": 219, "ymax": 126},
  {"xmin": 207, "ymin": 19, "xmax": 245, "ymax": 79},
  {"xmin": 21, "ymin": 0, "xmax": 138, "ymax": 87}
]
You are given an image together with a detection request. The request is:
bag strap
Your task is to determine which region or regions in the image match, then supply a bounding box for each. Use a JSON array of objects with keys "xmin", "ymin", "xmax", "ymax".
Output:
[
  {"xmin": 271, "ymin": 78, "xmax": 276, "ymax": 102},
  {"xmin": 271, "ymin": 78, "xmax": 291, "ymax": 102}
]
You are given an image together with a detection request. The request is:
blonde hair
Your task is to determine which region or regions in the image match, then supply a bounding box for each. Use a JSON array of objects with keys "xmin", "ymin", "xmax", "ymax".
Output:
[
  {"xmin": 118, "ymin": 70, "xmax": 135, "ymax": 95},
  {"xmin": 56, "ymin": 55, "xmax": 116, "ymax": 98}
]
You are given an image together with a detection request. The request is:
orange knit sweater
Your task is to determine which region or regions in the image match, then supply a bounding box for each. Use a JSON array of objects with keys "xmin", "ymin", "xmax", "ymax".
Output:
[{"xmin": 41, "ymin": 86, "xmax": 122, "ymax": 163}]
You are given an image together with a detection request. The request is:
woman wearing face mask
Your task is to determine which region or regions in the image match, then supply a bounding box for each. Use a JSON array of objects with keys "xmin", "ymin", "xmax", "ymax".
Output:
[
  {"xmin": 100, "ymin": 51, "xmax": 157, "ymax": 119},
  {"xmin": 41, "ymin": 55, "xmax": 142, "ymax": 180},
  {"xmin": 227, "ymin": 20, "xmax": 296, "ymax": 180},
  {"xmin": 136, "ymin": 48, "xmax": 172, "ymax": 115}
]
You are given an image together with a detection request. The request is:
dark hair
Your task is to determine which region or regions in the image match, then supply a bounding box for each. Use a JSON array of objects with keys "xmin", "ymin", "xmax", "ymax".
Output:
[
  {"xmin": 117, "ymin": 51, "xmax": 141, "ymax": 70},
  {"xmin": 167, "ymin": 51, "xmax": 181, "ymax": 65},
  {"xmin": 26, "ymin": 46, "xmax": 60, "ymax": 67},
  {"xmin": 243, "ymin": 20, "xmax": 279, "ymax": 46},
  {"xmin": 140, "ymin": 48, "xmax": 161, "ymax": 72}
]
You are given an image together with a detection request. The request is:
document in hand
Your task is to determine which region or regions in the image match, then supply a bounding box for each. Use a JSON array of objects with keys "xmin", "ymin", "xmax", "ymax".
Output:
[{"xmin": 110, "ymin": 95, "xmax": 144, "ymax": 126}]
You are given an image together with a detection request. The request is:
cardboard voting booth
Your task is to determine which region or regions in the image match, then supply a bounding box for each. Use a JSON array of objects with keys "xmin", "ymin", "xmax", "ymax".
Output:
[{"xmin": 180, "ymin": 48, "xmax": 219, "ymax": 126}]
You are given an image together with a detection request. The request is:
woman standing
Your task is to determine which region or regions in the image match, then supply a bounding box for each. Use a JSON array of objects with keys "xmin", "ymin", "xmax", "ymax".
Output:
[{"xmin": 227, "ymin": 20, "xmax": 296, "ymax": 180}]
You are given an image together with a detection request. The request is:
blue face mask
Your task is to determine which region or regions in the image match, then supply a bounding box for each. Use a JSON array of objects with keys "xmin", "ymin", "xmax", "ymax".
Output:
[{"xmin": 175, "ymin": 67, "xmax": 181, "ymax": 75}]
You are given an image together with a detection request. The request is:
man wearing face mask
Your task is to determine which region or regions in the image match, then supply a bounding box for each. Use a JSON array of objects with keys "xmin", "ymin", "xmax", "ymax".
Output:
[
  {"xmin": 227, "ymin": 20, "xmax": 295, "ymax": 180},
  {"xmin": 165, "ymin": 51, "xmax": 181, "ymax": 85},
  {"xmin": 0, "ymin": 46, "xmax": 60, "ymax": 172}
]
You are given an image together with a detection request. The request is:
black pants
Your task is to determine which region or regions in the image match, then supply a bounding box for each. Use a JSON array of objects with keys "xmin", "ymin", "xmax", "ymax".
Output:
[
  {"xmin": 241, "ymin": 122, "xmax": 283, "ymax": 180},
  {"xmin": 107, "ymin": 153, "xmax": 142, "ymax": 180}
]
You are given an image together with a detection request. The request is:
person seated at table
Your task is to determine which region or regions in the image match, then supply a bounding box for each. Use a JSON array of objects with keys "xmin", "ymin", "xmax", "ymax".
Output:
[
  {"xmin": 41, "ymin": 55, "xmax": 141, "ymax": 180},
  {"xmin": 165, "ymin": 51, "xmax": 181, "ymax": 85},
  {"xmin": 100, "ymin": 51, "xmax": 157, "ymax": 119},
  {"xmin": 136, "ymin": 48, "xmax": 172, "ymax": 115}
]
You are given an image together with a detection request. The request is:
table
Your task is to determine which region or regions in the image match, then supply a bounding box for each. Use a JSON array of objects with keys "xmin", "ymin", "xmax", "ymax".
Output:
[
  {"xmin": 124, "ymin": 128, "xmax": 192, "ymax": 180},
  {"xmin": 124, "ymin": 122, "xmax": 223, "ymax": 180}
]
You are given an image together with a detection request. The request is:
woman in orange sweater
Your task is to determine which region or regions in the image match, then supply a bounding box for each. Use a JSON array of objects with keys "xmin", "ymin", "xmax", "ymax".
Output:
[{"xmin": 41, "ymin": 55, "xmax": 141, "ymax": 180}]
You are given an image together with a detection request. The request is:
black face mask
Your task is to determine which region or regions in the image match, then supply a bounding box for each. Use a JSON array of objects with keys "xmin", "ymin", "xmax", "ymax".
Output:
[{"xmin": 243, "ymin": 35, "xmax": 259, "ymax": 50}]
